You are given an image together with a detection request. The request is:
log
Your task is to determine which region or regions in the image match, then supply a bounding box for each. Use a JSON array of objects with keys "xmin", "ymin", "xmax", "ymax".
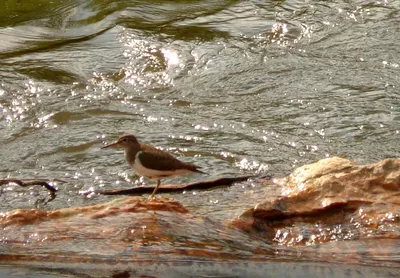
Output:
[{"xmin": 86, "ymin": 175, "xmax": 269, "ymax": 196}]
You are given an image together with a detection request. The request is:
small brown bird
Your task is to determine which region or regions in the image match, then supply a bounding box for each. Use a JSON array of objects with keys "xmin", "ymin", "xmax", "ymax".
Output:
[{"xmin": 102, "ymin": 134, "xmax": 204, "ymax": 198}]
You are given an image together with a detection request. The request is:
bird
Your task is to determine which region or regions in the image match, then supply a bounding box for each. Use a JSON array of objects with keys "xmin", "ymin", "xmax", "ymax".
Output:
[{"xmin": 101, "ymin": 134, "xmax": 204, "ymax": 198}]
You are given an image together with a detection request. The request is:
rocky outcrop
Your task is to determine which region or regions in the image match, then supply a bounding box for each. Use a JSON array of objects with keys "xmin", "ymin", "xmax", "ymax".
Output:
[{"xmin": 233, "ymin": 157, "xmax": 400, "ymax": 245}]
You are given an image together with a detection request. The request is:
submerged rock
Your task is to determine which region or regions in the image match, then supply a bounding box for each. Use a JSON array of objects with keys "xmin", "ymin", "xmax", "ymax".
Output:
[
  {"xmin": 234, "ymin": 157, "xmax": 400, "ymax": 245},
  {"xmin": 0, "ymin": 197, "xmax": 271, "ymax": 264}
]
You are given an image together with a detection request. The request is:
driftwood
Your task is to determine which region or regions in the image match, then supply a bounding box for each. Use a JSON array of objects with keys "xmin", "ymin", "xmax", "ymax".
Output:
[
  {"xmin": 87, "ymin": 175, "xmax": 269, "ymax": 196},
  {"xmin": 0, "ymin": 178, "xmax": 61, "ymax": 198}
]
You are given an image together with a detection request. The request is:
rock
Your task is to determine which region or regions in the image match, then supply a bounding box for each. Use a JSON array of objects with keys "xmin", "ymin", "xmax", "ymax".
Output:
[
  {"xmin": 0, "ymin": 197, "xmax": 189, "ymax": 227},
  {"xmin": 0, "ymin": 197, "xmax": 268, "ymax": 264},
  {"xmin": 234, "ymin": 157, "xmax": 400, "ymax": 245},
  {"xmin": 0, "ymin": 157, "xmax": 399, "ymax": 276}
]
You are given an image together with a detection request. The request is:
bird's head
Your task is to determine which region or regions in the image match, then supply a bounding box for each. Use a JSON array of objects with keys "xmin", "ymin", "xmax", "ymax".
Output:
[{"xmin": 102, "ymin": 134, "xmax": 139, "ymax": 149}]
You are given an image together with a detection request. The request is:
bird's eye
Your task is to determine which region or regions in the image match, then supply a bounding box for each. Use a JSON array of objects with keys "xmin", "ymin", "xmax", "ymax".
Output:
[{"xmin": 122, "ymin": 138, "xmax": 128, "ymax": 142}]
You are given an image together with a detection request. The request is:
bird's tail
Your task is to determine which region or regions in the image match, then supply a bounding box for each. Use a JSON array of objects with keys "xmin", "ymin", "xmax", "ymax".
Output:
[
  {"xmin": 194, "ymin": 165, "xmax": 206, "ymax": 174},
  {"xmin": 185, "ymin": 162, "xmax": 206, "ymax": 174}
]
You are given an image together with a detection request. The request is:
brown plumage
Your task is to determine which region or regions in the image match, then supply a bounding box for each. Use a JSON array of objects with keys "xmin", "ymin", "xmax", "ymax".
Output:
[{"xmin": 102, "ymin": 134, "xmax": 204, "ymax": 198}]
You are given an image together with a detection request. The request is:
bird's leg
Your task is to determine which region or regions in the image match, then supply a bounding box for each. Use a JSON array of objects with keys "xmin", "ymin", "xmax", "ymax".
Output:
[{"xmin": 149, "ymin": 179, "xmax": 161, "ymax": 199}]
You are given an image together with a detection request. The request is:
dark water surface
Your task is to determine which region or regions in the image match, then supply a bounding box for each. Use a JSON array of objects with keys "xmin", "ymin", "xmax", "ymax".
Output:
[{"xmin": 1, "ymin": 0, "xmax": 400, "ymax": 276}]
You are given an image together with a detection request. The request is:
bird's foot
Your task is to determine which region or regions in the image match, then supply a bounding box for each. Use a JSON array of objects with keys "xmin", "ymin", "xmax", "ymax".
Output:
[{"xmin": 146, "ymin": 195, "xmax": 159, "ymax": 202}]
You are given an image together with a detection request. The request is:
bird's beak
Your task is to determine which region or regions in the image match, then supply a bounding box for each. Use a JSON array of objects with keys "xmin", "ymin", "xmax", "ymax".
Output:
[{"xmin": 101, "ymin": 141, "xmax": 120, "ymax": 149}]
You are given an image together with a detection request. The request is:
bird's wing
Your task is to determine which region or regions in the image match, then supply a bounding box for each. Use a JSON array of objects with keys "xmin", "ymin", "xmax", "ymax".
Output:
[{"xmin": 138, "ymin": 144, "xmax": 202, "ymax": 172}]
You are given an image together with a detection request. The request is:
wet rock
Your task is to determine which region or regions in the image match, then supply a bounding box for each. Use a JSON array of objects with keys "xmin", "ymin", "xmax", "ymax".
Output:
[
  {"xmin": 234, "ymin": 157, "xmax": 400, "ymax": 245},
  {"xmin": 0, "ymin": 197, "xmax": 270, "ymax": 265},
  {"xmin": 0, "ymin": 197, "xmax": 189, "ymax": 227},
  {"xmin": 0, "ymin": 157, "xmax": 399, "ymax": 276}
]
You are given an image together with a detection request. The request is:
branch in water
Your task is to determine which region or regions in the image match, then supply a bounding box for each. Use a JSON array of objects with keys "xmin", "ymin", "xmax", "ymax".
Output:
[{"xmin": 0, "ymin": 178, "xmax": 62, "ymax": 197}]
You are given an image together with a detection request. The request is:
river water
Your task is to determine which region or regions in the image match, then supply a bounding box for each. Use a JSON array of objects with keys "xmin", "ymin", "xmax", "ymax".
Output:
[{"xmin": 0, "ymin": 0, "xmax": 399, "ymax": 276}]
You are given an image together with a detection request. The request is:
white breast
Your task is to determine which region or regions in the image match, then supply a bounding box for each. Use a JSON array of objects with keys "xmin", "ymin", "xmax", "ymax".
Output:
[{"xmin": 130, "ymin": 151, "xmax": 191, "ymax": 180}]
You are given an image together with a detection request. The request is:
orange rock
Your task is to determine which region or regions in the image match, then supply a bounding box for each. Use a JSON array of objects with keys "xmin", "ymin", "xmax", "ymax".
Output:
[{"xmin": 235, "ymin": 157, "xmax": 400, "ymax": 245}]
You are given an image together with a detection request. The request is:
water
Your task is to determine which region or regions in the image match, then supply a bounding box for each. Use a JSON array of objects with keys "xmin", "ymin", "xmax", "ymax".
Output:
[
  {"xmin": 0, "ymin": 0, "xmax": 399, "ymax": 276},
  {"xmin": 1, "ymin": 261, "xmax": 399, "ymax": 278}
]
